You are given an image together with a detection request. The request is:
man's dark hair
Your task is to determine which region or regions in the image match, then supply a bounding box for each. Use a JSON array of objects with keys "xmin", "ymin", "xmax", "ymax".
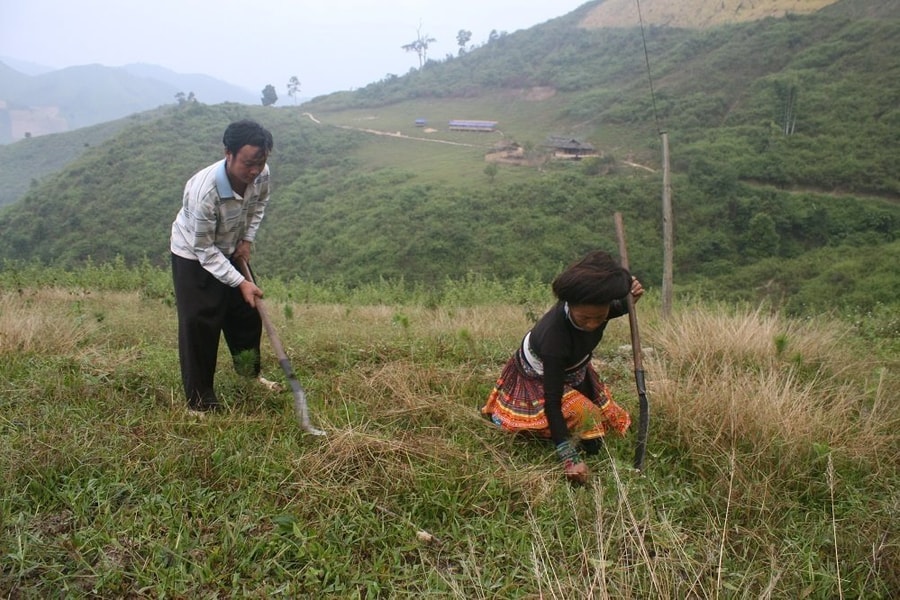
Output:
[
  {"xmin": 551, "ymin": 250, "xmax": 631, "ymax": 306},
  {"xmin": 223, "ymin": 119, "xmax": 274, "ymax": 156}
]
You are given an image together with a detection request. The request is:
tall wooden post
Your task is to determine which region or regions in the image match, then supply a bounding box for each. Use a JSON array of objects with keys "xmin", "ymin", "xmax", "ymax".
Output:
[{"xmin": 661, "ymin": 130, "xmax": 673, "ymax": 319}]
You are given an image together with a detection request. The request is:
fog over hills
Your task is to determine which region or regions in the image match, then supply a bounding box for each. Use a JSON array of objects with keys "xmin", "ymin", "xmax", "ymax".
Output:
[
  {"xmin": 0, "ymin": 61, "xmax": 258, "ymax": 144},
  {"xmin": 0, "ymin": 56, "xmax": 55, "ymax": 76}
]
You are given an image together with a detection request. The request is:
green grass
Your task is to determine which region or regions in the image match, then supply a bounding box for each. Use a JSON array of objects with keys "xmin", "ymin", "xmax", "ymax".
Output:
[
  {"xmin": 306, "ymin": 92, "xmax": 662, "ymax": 184},
  {"xmin": 294, "ymin": 92, "xmax": 665, "ymax": 204},
  {"xmin": 312, "ymin": 93, "xmax": 579, "ymax": 142},
  {"xmin": 0, "ymin": 110, "xmax": 168, "ymax": 209},
  {"xmin": 1, "ymin": 266, "xmax": 898, "ymax": 597}
]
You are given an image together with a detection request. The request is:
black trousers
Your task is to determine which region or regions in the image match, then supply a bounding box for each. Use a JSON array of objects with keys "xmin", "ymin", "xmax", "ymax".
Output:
[{"xmin": 171, "ymin": 254, "xmax": 262, "ymax": 409}]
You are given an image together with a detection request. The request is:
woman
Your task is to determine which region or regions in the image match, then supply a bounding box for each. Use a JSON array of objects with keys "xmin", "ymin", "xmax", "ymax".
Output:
[{"xmin": 482, "ymin": 250, "xmax": 644, "ymax": 484}]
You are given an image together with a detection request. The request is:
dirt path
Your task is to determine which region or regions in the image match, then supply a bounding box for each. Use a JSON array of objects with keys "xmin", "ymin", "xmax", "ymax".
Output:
[
  {"xmin": 739, "ymin": 178, "xmax": 900, "ymax": 204},
  {"xmin": 622, "ymin": 160, "xmax": 656, "ymax": 173}
]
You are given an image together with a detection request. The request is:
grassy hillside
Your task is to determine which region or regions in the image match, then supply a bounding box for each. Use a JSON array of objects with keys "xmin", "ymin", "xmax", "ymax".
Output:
[
  {"xmin": 1, "ymin": 266, "xmax": 897, "ymax": 596},
  {"xmin": 0, "ymin": 110, "xmax": 169, "ymax": 208},
  {"xmin": 313, "ymin": 7, "xmax": 900, "ymax": 196},
  {"xmin": 1, "ymin": 4, "xmax": 898, "ymax": 596},
  {"xmin": 1, "ymin": 99, "xmax": 896, "ymax": 318},
  {"xmin": 0, "ymin": 7, "xmax": 898, "ymax": 316}
]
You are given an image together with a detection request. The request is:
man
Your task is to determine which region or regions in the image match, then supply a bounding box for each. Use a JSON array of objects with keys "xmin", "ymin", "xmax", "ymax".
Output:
[{"xmin": 170, "ymin": 119, "xmax": 277, "ymax": 412}]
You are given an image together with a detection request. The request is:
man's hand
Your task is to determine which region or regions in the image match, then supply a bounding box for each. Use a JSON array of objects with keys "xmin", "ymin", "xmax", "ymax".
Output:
[
  {"xmin": 233, "ymin": 240, "xmax": 252, "ymax": 264},
  {"xmin": 238, "ymin": 279, "xmax": 263, "ymax": 308}
]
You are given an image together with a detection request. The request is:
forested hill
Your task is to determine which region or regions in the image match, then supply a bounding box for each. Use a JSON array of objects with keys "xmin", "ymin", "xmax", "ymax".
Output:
[{"xmin": 0, "ymin": 2, "xmax": 898, "ymax": 316}]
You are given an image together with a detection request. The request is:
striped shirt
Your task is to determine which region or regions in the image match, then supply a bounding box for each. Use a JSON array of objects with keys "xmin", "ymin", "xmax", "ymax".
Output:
[{"xmin": 170, "ymin": 159, "xmax": 270, "ymax": 287}]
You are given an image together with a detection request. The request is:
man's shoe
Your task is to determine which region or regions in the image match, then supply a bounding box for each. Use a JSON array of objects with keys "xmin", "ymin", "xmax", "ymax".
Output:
[
  {"xmin": 257, "ymin": 376, "xmax": 285, "ymax": 393},
  {"xmin": 187, "ymin": 396, "xmax": 220, "ymax": 416},
  {"xmin": 579, "ymin": 437, "xmax": 603, "ymax": 456}
]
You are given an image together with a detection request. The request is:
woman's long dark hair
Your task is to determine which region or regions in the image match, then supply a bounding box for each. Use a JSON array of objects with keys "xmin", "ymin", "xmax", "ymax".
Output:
[{"xmin": 551, "ymin": 250, "xmax": 631, "ymax": 305}]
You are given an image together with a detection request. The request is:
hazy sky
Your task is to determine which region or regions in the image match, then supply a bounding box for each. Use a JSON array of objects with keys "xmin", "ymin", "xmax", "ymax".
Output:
[{"xmin": 1, "ymin": 0, "xmax": 589, "ymax": 98}]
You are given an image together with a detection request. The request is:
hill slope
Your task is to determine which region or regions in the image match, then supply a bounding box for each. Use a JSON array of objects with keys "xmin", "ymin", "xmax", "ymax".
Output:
[
  {"xmin": 578, "ymin": 0, "xmax": 900, "ymax": 28},
  {"xmin": 580, "ymin": 0, "xmax": 841, "ymax": 28},
  {"xmin": 0, "ymin": 109, "xmax": 170, "ymax": 209},
  {"xmin": 0, "ymin": 5, "xmax": 898, "ymax": 315}
]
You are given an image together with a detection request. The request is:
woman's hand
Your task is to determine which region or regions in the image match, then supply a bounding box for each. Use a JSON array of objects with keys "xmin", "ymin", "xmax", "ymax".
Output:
[
  {"xmin": 556, "ymin": 440, "xmax": 590, "ymax": 484},
  {"xmin": 565, "ymin": 460, "xmax": 590, "ymax": 484},
  {"xmin": 630, "ymin": 277, "xmax": 644, "ymax": 302}
]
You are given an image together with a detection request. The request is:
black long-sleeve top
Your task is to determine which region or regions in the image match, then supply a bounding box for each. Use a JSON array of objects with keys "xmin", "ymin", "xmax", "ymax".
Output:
[{"xmin": 525, "ymin": 300, "xmax": 628, "ymax": 445}]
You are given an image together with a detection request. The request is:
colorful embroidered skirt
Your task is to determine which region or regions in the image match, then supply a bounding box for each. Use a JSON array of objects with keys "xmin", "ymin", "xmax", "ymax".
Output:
[{"xmin": 481, "ymin": 349, "xmax": 630, "ymax": 440}]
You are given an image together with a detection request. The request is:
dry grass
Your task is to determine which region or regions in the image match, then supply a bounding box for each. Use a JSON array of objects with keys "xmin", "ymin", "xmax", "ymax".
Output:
[
  {"xmin": 647, "ymin": 304, "xmax": 897, "ymax": 470},
  {"xmin": 580, "ymin": 0, "xmax": 840, "ymax": 29},
  {"xmin": 2, "ymin": 286, "xmax": 898, "ymax": 597},
  {"xmin": 0, "ymin": 288, "xmax": 100, "ymax": 354}
]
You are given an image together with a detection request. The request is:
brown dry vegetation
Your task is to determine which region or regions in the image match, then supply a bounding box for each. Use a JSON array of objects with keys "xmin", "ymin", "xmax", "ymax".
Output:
[
  {"xmin": 648, "ymin": 305, "xmax": 897, "ymax": 470},
  {"xmin": 579, "ymin": 0, "xmax": 841, "ymax": 29}
]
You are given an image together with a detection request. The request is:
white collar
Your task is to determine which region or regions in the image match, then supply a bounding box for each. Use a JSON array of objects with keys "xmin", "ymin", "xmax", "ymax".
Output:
[{"xmin": 563, "ymin": 302, "xmax": 592, "ymax": 332}]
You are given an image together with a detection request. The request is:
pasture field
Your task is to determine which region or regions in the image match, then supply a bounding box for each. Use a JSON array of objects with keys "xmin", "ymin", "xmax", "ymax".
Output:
[{"xmin": 1, "ymin": 264, "xmax": 897, "ymax": 597}]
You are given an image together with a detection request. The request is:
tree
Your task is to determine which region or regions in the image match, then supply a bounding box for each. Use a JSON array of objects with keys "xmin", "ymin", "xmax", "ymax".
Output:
[
  {"xmin": 484, "ymin": 163, "xmax": 498, "ymax": 183},
  {"xmin": 774, "ymin": 79, "xmax": 798, "ymax": 136},
  {"xmin": 287, "ymin": 76, "xmax": 301, "ymax": 105},
  {"xmin": 742, "ymin": 212, "xmax": 780, "ymax": 259},
  {"xmin": 261, "ymin": 84, "xmax": 278, "ymax": 106},
  {"xmin": 456, "ymin": 30, "xmax": 472, "ymax": 56},
  {"xmin": 175, "ymin": 92, "xmax": 197, "ymax": 106},
  {"xmin": 402, "ymin": 23, "xmax": 436, "ymax": 69}
]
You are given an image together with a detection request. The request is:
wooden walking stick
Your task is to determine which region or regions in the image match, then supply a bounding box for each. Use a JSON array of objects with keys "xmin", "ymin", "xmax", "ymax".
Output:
[
  {"xmin": 237, "ymin": 258, "xmax": 325, "ymax": 436},
  {"xmin": 614, "ymin": 212, "xmax": 649, "ymax": 471}
]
